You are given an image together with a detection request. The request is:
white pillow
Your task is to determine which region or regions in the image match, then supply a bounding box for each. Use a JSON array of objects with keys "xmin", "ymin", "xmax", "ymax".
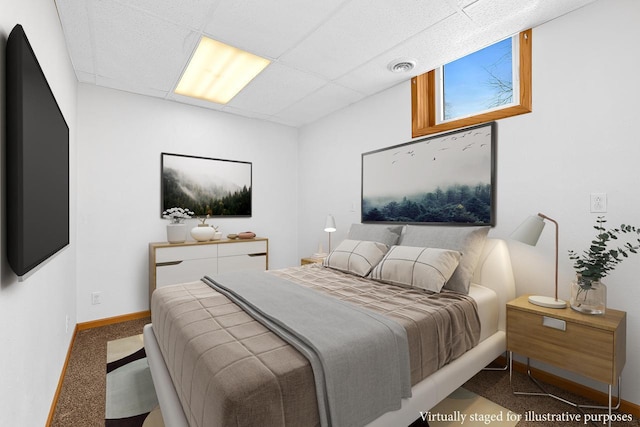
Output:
[
  {"xmin": 369, "ymin": 246, "xmax": 461, "ymax": 293},
  {"xmin": 398, "ymin": 225, "xmax": 489, "ymax": 294},
  {"xmin": 323, "ymin": 239, "xmax": 389, "ymax": 277}
]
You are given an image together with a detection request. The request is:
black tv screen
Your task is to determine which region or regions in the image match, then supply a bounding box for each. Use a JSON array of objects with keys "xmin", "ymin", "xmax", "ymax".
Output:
[{"xmin": 6, "ymin": 24, "xmax": 69, "ymax": 278}]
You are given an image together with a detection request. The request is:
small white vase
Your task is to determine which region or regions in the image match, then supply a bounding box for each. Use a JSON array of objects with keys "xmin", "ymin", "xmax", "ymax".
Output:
[
  {"xmin": 166, "ymin": 223, "xmax": 187, "ymax": 244},
  {"xmin": 191, "ymin": 225, "xmax": 216, "ymax": 242},
  {"xmin": 212, "ymin": 231, "xmax": 223, "ymax": 241}
]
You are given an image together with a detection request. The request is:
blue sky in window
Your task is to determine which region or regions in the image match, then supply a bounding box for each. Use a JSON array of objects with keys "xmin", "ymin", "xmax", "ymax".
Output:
[{"xmin": 443, "ymin": 37, "xmax": 513, "ymax": 120}]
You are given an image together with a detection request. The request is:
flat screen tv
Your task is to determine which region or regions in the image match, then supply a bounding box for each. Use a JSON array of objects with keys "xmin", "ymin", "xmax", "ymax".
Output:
[{"xmin": 6, "ymin": 24, "xmax": 69, "ymax": 278}]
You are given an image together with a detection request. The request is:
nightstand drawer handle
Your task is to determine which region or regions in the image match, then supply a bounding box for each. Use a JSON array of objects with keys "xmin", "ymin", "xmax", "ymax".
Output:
[{"xmin": 542, "ymin": 316, "xmax": 566, "ymax": 331}]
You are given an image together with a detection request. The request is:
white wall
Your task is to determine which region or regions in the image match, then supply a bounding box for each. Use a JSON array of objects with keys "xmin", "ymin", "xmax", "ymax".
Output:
[
  {"xmin": 76, "ymin": 84, "xmax": 299, "ymax": 322},
  {"xmin": 0, "ymin": 1, "xmax": 78, "ymax": 425},
  {"xmin": 299, "ymin": 0, "xmax": 640, "ymax": 407}
]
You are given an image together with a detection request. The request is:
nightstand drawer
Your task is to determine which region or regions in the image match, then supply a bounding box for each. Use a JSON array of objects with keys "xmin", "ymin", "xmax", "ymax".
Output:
[{"xmin": 507, "ymin": 309, "xmax": 616, "ymax": 383}]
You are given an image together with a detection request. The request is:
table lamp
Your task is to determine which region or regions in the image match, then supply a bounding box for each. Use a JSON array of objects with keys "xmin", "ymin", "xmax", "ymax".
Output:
[
  {"xmin": 324, "ymin": 214, "xmax": 337, "ymax": 253},
  {"xmin": 511, "ymin": 213, "xmax": 566, "ymax": 308}
]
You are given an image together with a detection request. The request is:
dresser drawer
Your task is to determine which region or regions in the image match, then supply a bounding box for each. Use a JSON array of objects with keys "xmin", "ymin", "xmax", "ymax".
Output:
[
  {"xmin": 156, "ymin": 244, "xmax": 218, "ymax": 263},
  {"xmin": 156, "ymin": 258, "xmax": 217, "ymax": 287},
  {"xmin": 507, "ymin": 308, "xmax": 615, "ymax": 383},
  {"xmin": 218, "ymin": 253, "xmax": 267, "ymax": 273},
  {"xmin": 218, "ymin": 240, "xmax": 267, "ymax": 257}
]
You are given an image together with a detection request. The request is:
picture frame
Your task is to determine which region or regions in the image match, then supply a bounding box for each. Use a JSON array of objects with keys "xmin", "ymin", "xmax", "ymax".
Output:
[
  {"xmin": 361, "ymin": 122, "xmax": 496, "ymax": 226},
  {"xmin": 161, "ymin": 152, "xmax": 252, "ymax": 217}
]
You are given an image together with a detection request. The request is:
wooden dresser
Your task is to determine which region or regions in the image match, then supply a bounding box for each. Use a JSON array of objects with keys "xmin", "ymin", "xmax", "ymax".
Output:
[{"xmin": 148, "ymin": 238, "xmax": 268, "ymax": 307}]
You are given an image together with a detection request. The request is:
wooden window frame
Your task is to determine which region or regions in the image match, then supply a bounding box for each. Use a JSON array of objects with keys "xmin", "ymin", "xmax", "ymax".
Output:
[{"xmin": 411, "ymin": 29, "xmax": 532, "ymax": 138}]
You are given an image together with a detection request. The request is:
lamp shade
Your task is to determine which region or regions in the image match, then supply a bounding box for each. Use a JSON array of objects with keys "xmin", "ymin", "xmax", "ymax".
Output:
[
  {"xmin": 511, "ymin": 215, "xmax": 545, "ymax": 246},
  {"xmin": 324, "ymin": 215, "xmax": 336, "ymax": 233}
]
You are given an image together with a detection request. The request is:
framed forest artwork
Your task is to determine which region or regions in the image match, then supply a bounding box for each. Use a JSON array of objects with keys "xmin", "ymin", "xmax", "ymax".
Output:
[
  {"xmin": 161, "ymin": 153, "xmax": 252, "ymax": 217},
  {"xmin": 361, "ymin": 122, "xmax": 495, "ymax": 226}
]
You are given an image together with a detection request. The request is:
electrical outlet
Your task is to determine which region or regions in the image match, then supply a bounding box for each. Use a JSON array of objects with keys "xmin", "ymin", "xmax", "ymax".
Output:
[
  {"xmin": 590, "ymin": 193, "xmax": 607, "ymax": 213},
  {"xmin": 91, "ymin": 291, "xmax": 102, "ymax": 305}
]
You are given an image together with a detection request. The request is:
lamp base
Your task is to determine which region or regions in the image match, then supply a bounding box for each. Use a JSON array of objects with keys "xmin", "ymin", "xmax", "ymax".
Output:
[{"xmin": 528, "ymin": 295, "xmax": 566, "ymax": 309}]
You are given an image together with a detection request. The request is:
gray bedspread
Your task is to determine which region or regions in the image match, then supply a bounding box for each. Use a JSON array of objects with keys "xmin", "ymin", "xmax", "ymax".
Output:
[{"xmin": 203, "ymin": 271, "xmax": 412, "ymax": 427}]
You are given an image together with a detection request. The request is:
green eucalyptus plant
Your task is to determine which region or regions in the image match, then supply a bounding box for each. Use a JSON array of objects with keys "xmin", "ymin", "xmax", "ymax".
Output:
[{"xmin": 568, "ymin": 216, "xmax": 640, "ymax": 283}]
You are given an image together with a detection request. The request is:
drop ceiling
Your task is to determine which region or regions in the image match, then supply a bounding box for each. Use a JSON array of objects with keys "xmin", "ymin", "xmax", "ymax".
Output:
[{"xmin": 54, "ymin": 0, "xmax": 596, "ymax": 127}]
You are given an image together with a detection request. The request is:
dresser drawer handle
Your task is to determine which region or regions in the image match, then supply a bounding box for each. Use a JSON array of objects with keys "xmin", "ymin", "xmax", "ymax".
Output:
[
  {"xmin": 157, "ymin": 261, "xmax": 183, "ymax": 267},
  {"xmin": 542, "ymin": 316, "xmax": 566, "ymax": 331},
  {"xmin": 248, "ymin": 253, "xmax": 267, "ymax": 257}
]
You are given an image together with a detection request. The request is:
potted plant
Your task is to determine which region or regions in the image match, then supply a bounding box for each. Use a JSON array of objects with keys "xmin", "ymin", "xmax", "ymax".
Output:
[
  {"xmin": 162, "ymin": 207, "xmax": 195, "ymax": 243},
  {"xmin": 568, "ymin": 216, "xmax": 640, "ymax": 314}
]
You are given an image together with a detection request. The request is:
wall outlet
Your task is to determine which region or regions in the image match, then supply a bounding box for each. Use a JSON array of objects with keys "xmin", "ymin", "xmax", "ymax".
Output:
[
  {"xmin": 91, "ymin": 291, "xmax": 102, "ymax": 305},
  {"xmin": 590, "ymin": 193, "xmax": 607, "ymax": 213}
]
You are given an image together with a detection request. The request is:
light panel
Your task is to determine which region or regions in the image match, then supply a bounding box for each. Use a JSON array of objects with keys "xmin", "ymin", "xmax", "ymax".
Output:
[{"xmin": 175, "ymin": 37, "xmax": 270, "ymax": 104}]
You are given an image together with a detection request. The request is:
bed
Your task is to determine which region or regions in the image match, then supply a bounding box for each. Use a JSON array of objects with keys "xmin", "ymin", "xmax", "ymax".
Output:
[{"xmin": 144, "ymin": 227, "xmax": 515, "ymax": 427}]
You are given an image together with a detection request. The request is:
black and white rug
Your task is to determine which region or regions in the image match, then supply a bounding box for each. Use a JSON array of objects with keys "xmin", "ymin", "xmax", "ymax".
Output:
[
  {"xmin": 105, "ymin": 335, "xmax": 516, "ymax": 427},
  {"xmin": 106, "ymin": 335, "xmax": 163, "ymax": 427}
]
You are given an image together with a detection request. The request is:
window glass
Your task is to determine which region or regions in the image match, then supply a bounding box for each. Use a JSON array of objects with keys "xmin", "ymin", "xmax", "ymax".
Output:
[
  {"xmin": 442, "ymin": 37, "xmax": 515, "ymax": 121},
  {"xmin": 411, "ymin": 29, "xmax": 531, "ymax": 138}
]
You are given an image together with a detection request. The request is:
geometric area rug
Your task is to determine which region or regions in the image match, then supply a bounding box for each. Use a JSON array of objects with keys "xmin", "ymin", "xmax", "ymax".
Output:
[
  {"xmin": 423, "ymin": 387, "xmax": 518, "ymax": 427},
  {"xmin": 105, "ymin": 335, "xmax": 514, "ymax": 427},
  {"xmin": 105, "ymin": 335, "xmax": 163, "ymax": 427}
]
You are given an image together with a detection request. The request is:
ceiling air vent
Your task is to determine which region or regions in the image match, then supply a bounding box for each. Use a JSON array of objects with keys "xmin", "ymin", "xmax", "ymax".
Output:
[{"xmin": 387, "ymin": 58, "xmax": 416, "ymax": 73}]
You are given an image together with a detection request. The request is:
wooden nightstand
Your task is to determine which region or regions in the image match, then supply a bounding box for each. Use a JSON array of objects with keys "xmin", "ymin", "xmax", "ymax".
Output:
[
  {"xmin": 507, "ymin": 294, "xmax": 626, "ymax": 423},
  {"xmin": 301, "ymin": 257, "xmax": 324, "ymax": 266}
]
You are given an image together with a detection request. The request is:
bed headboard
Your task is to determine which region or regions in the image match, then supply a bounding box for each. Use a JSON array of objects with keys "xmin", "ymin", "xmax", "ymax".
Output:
[{"xmin": 472, "ymin": 238, "xmax": 516, "ymax": 331}]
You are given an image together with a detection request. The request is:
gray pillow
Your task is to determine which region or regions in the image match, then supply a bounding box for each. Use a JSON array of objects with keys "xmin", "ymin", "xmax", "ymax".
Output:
[
  {"xmin": 347, "ymin": 223, "xmax": 403, "ymax": 246},
  {"xmin": 398, "ymin": 225, "xmax": 490, "ymax": 294},
  {"xmin": 324, "ymin": 239, "xmax": 389, "ymax": 277}
]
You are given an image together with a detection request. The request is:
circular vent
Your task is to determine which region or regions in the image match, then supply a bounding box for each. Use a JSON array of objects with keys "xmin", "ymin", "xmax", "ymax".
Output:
[{"xmin": 387, "ymin": 58, "xmax": 416, "ymax": 73}]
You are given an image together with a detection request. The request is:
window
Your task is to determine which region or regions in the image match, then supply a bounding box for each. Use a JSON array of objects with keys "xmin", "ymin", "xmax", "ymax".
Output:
[{"xmin": 411, "ymin": 29, "xmax": 531, "ymax": 138}]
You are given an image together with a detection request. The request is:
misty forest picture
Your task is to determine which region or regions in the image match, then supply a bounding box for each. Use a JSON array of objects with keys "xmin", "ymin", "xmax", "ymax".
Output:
[
  {"xmin": 161, "ymin": 153, "xmax": 252, "ymax": 217},
  {"xmin": 362, "ymin": 122, "xmax": 495, "ymax": 225}
]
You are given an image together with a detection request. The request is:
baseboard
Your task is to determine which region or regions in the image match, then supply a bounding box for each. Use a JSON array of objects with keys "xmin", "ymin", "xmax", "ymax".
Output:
[
  {"xmin": 497, "ymin": 356, "xmax": 640, "ymax": 417},
  {"xmin": 47, "ymin": 310, "xmax": 151, "ymax": 425},
  {"xmin": 46, "ymin": 323, "xmax": 78, "ymax": 426},
  {"xmin": 77, "ymin": 310, "xmax": 151, "ymax": 331}
]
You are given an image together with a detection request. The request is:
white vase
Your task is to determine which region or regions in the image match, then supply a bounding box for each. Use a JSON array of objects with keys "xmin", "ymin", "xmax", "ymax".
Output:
[
  {"xmin": 190, "ymin": 225, "xmax": 215, "ymax": 242},
  {"xmin": 166, "ymin": 223, "xmax": 187, "ymax": 243},
  {"xmin": 212, "ymin": 231, "xmax": 223, "ymax": 241}
]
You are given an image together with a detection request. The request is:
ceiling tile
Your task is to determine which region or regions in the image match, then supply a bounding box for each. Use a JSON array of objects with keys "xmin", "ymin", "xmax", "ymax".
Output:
[
  {"xmin": 55, "ymin": 0, "xmax": 95, "ymax": 74},
  {"xmin": 114, "ymin": 0, "xmax": 222, "ymax": 30},
  {"xmin": 226, "ymin": 63, "xmax": 327, "ymax": 116},
  {"xmin": 166, "ymin": 93, "xmax": 226, "ymax": 112},
  {"xmin": 279, "ymin": 0, "xmax": 456, "ymax": 80},
  {"xmin": 89, "ymin": 0, "xmax": 199, "ymax": 92},
  {"xmin": 76, "ymin": 70, "xmax": 96, "ymax": 84},
  {"xmin": 95, "ymin": 75, "xmax": 168, "ymax": 99},
  {"xmin": 221, "ymin": 105, "xmax": 275, "ymax": 122},
  {"xmin": 202, "ymin": 0, "xmax": 350, "ymax": 59},
  {"xmin": 276, "ymin": 83, "xmax": 366, "ymax": 125}
]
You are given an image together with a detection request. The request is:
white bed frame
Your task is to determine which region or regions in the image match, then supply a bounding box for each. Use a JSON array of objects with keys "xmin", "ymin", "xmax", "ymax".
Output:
[{"xmin": 144, "ymin": 238, "xmax": 515, "ymax": 427}]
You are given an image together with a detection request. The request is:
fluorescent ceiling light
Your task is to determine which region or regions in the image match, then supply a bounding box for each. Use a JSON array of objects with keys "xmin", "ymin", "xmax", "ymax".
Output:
[{"xmin": 174, "ymin": 37, "xmax": 270, "ymax": 104}]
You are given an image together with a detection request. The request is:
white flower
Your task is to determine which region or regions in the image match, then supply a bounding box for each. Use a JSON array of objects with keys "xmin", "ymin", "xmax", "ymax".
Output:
[{"xmin": 162, "ymin": 207, "xmax": 195, "ymax": 223}]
